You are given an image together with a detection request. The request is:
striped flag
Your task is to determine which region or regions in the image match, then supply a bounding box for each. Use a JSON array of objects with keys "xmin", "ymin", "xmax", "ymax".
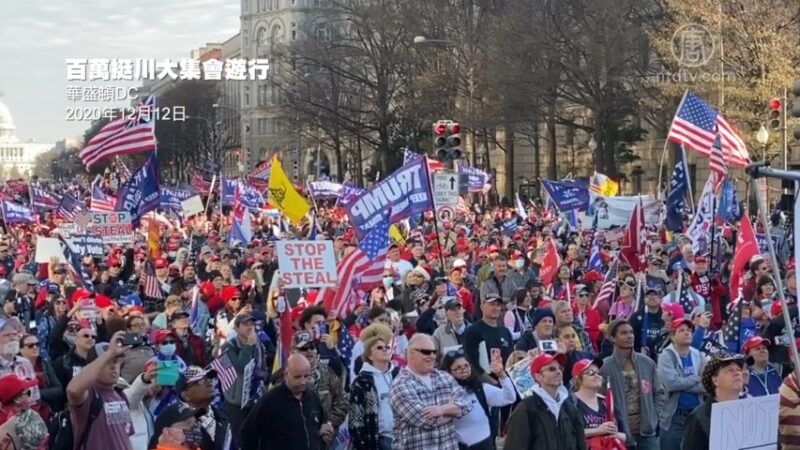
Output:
[
  {"xmin": 209, "ymin": 352, "xmax": 238, "ymax": 393},
  {"xmin": 709, "ymin": 131, "xmax": 727, "ymax": 192},
  {"xmin": 667, "ymin": 91, "xmax": 749, "ymax": 167},
  {"xmin": 56, "ymin": 192, "xmax": 83, "ymax": 220},
  {"xmin": 593, "ymin": 259, "xmax": 619, "ymax": 309},
  {"xmin": 79, "ymin": 95, "xmax": 157, "ymax": 169},
  {"xmin": 319, "ymin": 212, "xmax": 391, "ymax": 318},
  {"xmin": 457, "ymin": 196, "xmax": 468, "ymax": 215},
  {"xmin": 140, "ymin": 261, "xmax": 164, "ymax": 300},
  {"xmin": 90, "ymin": 179, "xmax": 116, "ymax": 212}
]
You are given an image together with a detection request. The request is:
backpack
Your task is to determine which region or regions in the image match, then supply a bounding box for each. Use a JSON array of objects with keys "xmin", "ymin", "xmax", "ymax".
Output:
[{"xmin": 48, "ymin": 388, "xmax": 128, "ymax": 450}]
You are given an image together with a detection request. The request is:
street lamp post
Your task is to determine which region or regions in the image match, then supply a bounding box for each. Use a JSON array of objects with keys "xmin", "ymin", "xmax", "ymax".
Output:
[
  {"xmin": 757, "ymin": 125, "xmax": 770, "ymax": 208},
  {"xmin": 213, "ymin": 103, "xmax": 245, "ymax": 175}
]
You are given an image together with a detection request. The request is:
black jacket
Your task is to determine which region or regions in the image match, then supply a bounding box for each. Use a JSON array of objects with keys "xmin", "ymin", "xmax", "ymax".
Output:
[
  {"xmin": 504, "ymin": 391, "xmax": 587, "ymax": 450},
  {"xmin": 240, "ymin": 384, "xmax": 326, "ymax": 450},
  {"xmin": 53, "ymin": 348, "xmax": 88, "ymax": 388},
  {"xmin": 682, "ymin": 399, "xmax": 712, "ymax": 450}
]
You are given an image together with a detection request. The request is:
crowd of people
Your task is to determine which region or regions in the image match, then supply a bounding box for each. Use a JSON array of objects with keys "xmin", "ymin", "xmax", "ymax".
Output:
[{"xmin": 1, "ymin": 170, "xmax": 799, "ymax": 450}]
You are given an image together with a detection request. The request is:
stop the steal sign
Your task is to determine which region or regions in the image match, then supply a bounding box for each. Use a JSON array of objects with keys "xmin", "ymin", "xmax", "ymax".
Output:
[{"xmin": 276, "ymin": 240, "xmax": 338, "ymax": 289}]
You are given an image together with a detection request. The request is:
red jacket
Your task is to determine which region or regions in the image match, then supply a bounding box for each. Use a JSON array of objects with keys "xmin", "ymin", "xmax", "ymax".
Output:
[
  {"xmin": 573, "ymin": 305, "xmax": 603, "ymax": 352},
  {"xmin": 200, "ymin": 282, "xmax": 225, "ymax": 315},
  {"xmin": 692, "ymin": 272, "xmax": 725, "ymax": 329}
]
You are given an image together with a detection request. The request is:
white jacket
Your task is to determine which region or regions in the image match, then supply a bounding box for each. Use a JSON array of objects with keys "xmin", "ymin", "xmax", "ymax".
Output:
[{"xmin": 119, "ymin": 374, "xmax": 155, "ymax": 450}]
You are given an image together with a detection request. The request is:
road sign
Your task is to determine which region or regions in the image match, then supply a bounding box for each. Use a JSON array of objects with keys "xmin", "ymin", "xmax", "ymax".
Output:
[
  {"xmin": 432, "ymin": 173, "xmax": 459, "ymax": 207},
  {"xmin": 436, "ymin": 205, "xmax": 456, "ymax": 222}
]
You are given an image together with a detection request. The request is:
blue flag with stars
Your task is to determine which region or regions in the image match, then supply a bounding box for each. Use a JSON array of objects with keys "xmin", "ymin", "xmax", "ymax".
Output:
[
  {"xmin": 666, "ymin": 148, "xmax": 688, "ymax": 231},
  {"xmin": 717, "ymin": 178, "xmax": 741, "ymax": 223}
]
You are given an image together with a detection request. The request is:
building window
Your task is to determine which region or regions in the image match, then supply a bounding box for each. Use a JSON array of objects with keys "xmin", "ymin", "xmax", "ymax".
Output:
[
  {"xmin": 244, "ymin": 85, "xmax": 250, "ymax": 106},
  {"xmin": 259, "ymin": 0, "xmax": 266, "ymax": 12},
  {"xmin": 273, "ymin": 0, "xmax": 279, "ymax": 9},
  {"xmin": 270, "ymin": 83, "xmax": 280, "ymax": 103},
  {"xmin": 257, "ymin": 118, "xmax": 268, "ymax": 134},
  {"xmin": 291, "ymin": 22, "xmax": 297, "ymax": 39},
  {"xmin": 258, "ymin": 84, "xmax": 269, "ymax": 106},
  {"xmin": 315, "ymin": 23, "xmax": 331, "ymax": 41},
  {"xmin": 257, "ymin": 27, "xmax": 269, "ymax": 47},
  {"xmin": 271, "ymin": 24, "xmax": 283, "ymax": 47}
]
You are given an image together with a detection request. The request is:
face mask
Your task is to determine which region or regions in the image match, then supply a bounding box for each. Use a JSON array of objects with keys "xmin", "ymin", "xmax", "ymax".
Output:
[
  {"xmin": 183, "ymin": 424, "xmax": 204, "ymax": 448},
  {"xmin": 514, "ymin": 260, "xmax": 524, "ymax": 269},
  {"xmin": 168, "ymin": 251, "xmax": 177, "ymax": 259},
  {"xmin": 434, "ymin": 308, "xmax": 446, "ymax": 322},
  {"xmin": 64, "ymin": 334, "xmax": 76, "ymax": 345},
  {"xmin": 383, "ymin": 277, "xmax": 394, "ymax": 288},
  {"xmin": 2, "ymin": 341, "xmax": 20, "ymax": 355},
  {"xmin": 160, "ymin": 343, "xmax": 176, "ymax": 357}
]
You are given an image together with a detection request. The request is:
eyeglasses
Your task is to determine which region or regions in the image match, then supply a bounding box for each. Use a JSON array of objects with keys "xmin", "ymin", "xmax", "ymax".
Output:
[
  {"xmin": 67, "ymin": 326, "xmax": 81, "ymax": 332},
  {"xmin": 413, "ymin": 348, "xmax": 437, "ymax": 356},
  {"xmin": 582, "ymin": 369, "xmax": 601, "ymax": 377},
  {"xmin": 80, "ymin": 334, "xmax": 97, "ymax": 339},
  {"xmin": 23, "ymin": 342, "xmax": 39, "ymax": 349}
]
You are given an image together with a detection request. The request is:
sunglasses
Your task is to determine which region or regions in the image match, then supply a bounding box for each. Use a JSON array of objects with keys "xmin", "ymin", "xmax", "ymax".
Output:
[
  {"xmin": 446, "ymin": 348, "xmax": 465, "ymax": 358},
  {"xmin": 414, "ymin": 348, "xmax": 437, "ymax": 356},
  {"xmin": 373, "ymin": 345, "xmax": 389, "ymax": 351},
  {"xmin": 23, "ymin": 342, "xmax": 39, "ymax": 349},
  {"xmin": 67, "ymin": 326, "xmax": 81, "ymax": 332},
  {"xmin": 160, "ymin": 340, "xmax": 176, "ymax": 345},
  {"xmin": 297, "ymin": 345, "xmax": 316, "ymax": 352},
  {"xmin": 577, "ymin": 293, "xmax": 589, "ymax": 297},
  {"xmin": 619, "ymin": 281, "xmax": 636, "ymax": 288},
  {"xmin": 80, "ymin": 334, "xmax": 97, "ymax": 339},
  {"xmin": 582, "ymin": 369, "xmax": 601, "ymax": 377}
]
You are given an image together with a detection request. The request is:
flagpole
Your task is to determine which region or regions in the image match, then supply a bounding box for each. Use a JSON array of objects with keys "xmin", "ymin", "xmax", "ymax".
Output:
[
  {"xmin": 306, "ymin": 180, "xmax": 319, "ymax": 213},
  {"xmin": 709, "ymin": 195, "xmax": 716, "ymax": 270},
  {"xmin": 681, "ymin": 145, "xmax": 696, "ymax": 215},
  {"xmin": 423, "ymin": 156, "xmax": 447, "ymax": 272},
  {"xmin": 658, "ymin": 91, "xmax": 690, "ymax": 198},
  {"xmin": 204, "ymin": 173, "xmax": 217, "ymax": 216}
]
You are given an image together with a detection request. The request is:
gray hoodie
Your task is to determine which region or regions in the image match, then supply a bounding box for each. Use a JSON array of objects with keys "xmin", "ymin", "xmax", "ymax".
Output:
[
  {"xmin": 657, "ymin": 343, "xmax": 706, "ymax": 431},
  {"xmin": 361, "ymin": 362, "xmax": 394, "ymax": 437},
  {"xmin": 531, "ymin": 383, "xmax": 570, "ymax": 420}
]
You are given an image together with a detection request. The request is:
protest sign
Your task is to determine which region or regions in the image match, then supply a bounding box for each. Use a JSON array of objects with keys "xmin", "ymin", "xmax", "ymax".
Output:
[
  {"xmin": 507, "ymin": 356, "xmax": 535, "ymax": 399},
  {"xmin": 67, "ymin": 233, "xmax": 105, "ymax": 256},
  {"xmin": 709, "ymin": 394, "xmax": 778, "ymax": 450},
  {"xmin": 541, "ymin": 179, "xmax": 590, "ymax": 212},
  {"xmin": 308, "ymin": 181, "xmax": 344, "ymax": 199},
  {"xmin": 276, "ymin": 240, "xmax": 337, "ymax": 289},
  {"xmin": 74, "ymin": 211, "xmax": 134, "ymax": 244},
  {"xmin": 583, "ymin": 195, "xmax": 661, "ymax": 229},
  {"xmin": 756, "ymin": 233, "xmax": 782, "ymax": 253},
  {"xmin": 160, "ymin": 186, "xmax": 194, "ymax": 212},
  {"xmin": 181, "ymin": 195, "xmax": 205, "ymax": 217},
  {"xmin": 346, "ymin": 157, "xmax": 433, "ymax": 239},
  {"xmin": 457, "ymin": 163, "xmax": 491, "ymax": 193},
  {"xmin": 34, "ymin": 237, "xmax": 66, "ymax": 263}
]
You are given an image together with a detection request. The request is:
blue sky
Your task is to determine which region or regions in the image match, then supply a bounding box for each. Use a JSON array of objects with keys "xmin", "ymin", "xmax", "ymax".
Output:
[{"xmin": 0, "ymin": 0, "xmax": 240, "ymax": 144}]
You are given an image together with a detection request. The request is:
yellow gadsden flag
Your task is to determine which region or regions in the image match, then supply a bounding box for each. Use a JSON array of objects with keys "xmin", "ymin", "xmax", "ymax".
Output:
[{"xmin": 268, "ymin": 157, "xmax": 310, "ymax": 224}]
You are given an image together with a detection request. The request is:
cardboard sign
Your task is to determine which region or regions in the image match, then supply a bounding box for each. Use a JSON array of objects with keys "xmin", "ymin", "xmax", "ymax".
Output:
[
  {"xmin": 276, "ymin": 240, "xmax": 337, "ymax": 289},
  {"xmin": 181, "ymin": 195, "xmax": 205, "ymax": 217},
  {"xmin": 709, "ymin": 394, "xmax": 778, "ymax": 450},
  {"xmin": 34, "ymin": 237, "xmax": 66, "ymax": 263},
  {"xmin": 67, "ymin": 233, "xmax": 105, "ymax": 256},
  {"xmin": 74, "ymin": 211, "xmax": 134, "ymax": 244}
]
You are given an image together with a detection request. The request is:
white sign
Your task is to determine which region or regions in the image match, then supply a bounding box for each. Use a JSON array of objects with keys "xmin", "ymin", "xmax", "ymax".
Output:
[
  {"xmin": 432, "ymin": 173, "xmax": 459, "ymax": 207},
  {"xmin": 276, "ymin": 240, "xmax": 337, "ymax": 289},
  {"xmin": 74, "ymin": 211, "xmax": 134, "ymax": 244},
  {"xmin": 34, "ymin": 237, "xmax": 66, "ymax": 263},
  {"xmin": 55, "ymin": 223, "xmax": 77, "ymax": 238},
  {"xmin": 181, "ymin": 195, "xmax": 205, "ymax": 217},
  {"xmin": 709, "ymin": 394, "xmax": 778, "ymax": 450}
]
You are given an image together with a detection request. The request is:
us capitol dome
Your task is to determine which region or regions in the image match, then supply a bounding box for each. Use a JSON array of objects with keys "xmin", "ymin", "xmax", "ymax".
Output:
[{"xmin": 0, "ymin": 99, "xmax": 54, "ymax": 178}]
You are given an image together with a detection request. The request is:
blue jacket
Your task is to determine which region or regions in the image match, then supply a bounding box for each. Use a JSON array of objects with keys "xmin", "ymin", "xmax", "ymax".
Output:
[{"xmin": 747, "ymin": 363, "xmax": 782, "ymax": 397}]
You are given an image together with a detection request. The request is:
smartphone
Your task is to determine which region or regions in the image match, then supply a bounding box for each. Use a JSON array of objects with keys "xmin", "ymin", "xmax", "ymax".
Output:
[
  {"xmin": 491, "ymin": 348, "xmax": 502, "ymax": 365},
  {"xmin": 121, "ymin": 332, "xmax": 143, "ymax": 348},
  {"xmin": 538, "ymin": 340, "xmax": 558, "ymax": 354}
]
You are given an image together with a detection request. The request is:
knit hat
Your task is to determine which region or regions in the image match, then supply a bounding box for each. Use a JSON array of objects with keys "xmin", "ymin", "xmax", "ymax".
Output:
[
  {"xmin": 530, "ymin": 308, "xmax": 555, "ymax": 328},
  {"xmin": 701, "ymin": 353, "xmax": 745, "ymax": 396}
]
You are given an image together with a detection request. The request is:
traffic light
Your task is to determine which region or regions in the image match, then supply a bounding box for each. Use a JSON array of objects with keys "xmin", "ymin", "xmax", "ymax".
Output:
[
  {"xmin": 433, "ymin": 120, "xmax": 463, "ymax": 161},
  {"xmin": 769, "ymin": 97, "xmax": 782, "ymax": 130},
  {"xmin": 447, "ymin": 122, "xmax": 462, "ymax": 160},
  {"xmin": 433, "ymin": 121, "xmax": 448, "ymax": 159},
  {"xmin": 792, "ymin": 80, "xmax": 800, "ymax": 140}
]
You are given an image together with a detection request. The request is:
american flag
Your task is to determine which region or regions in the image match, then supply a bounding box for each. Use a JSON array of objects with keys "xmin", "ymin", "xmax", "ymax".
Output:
[
  {"xmin": 140, "ymin": 260, "xmax": 164, "ymax": 300},
  {"xmin": 191, "ymin": 171, "xmax": 212, "ymax": 194},
  {"xmin": 56, "ymin": 193, "xmax": 83, "ymax": 220},
  {"xmin": 720, "ymin": 292, "xmax": 745, "ymax": 352},
  {"xmin": 456, "ymin": 196, "xmax": 468, "ymax": 215},
  {"xmin": 592, "ymin": 259, "xmax": 619, "ymax": 309},
  {"xmin": 79, "ymin": 95, "xmax": 157, "ymax": 169},
  {"xmin": 667, "ymin": 91, "xmax": 749, "ymax": 167},
  {"xmin": 605, "ymin": 381, "xmax": 627, "ymax": 450},
  {"xmin": 709, "ymin": 130, "xmax": 727, "ymax": 192},
  {"xmin": 59, "ymin": 236, "xmax": 93, "ymax": 292},
  {"xmin": 337, "ymin": 327, "xmax": 356, "ymax": 385},
  {"xmin": 676, "ymin": 271, "xmax": 698, "ymax": 316},
  {"xmin": 209, "ymin": 352, "xmax": 238, "ymax": 393},
  {"xmin": 319, "ymin": 212, "xmax": 391, "ymax": 318},
  {"xmin": 91, "ymin": 181, "xmax": 117, "ymax": 212}
]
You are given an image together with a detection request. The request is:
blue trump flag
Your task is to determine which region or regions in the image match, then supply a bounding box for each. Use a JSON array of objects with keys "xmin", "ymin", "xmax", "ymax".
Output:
[
  {"xmin": 59, "ymin": 236, "xmax": 94, "ymax": 292},
  {"xmin": 457, "ymin": 163, "xmax": 491, "ymax": 193},
  {"xmin": 502, "ymin": 217, "xmax": 518, "ymax": 235},
  {"xmin": 346, "ymin": 157, "xmax": 433, "ymax": 239},
  {"xmin": 1, "ymin": 201, "xmax": 34, "ymax": 225},
  {"xmin": 717, "ymin": 178, "xmax": 741, "ymax": 223},
  {"xmin": 221, "ymin": 179, "xmax": 264, "ymax": 211},
  {"xmin": 665, "ymin": 150, "xmax": 689, "ymax": 231},
  {"xmin": 160, "ymin": 186, "xmax": 194, "ymax": 212},
  {"xmin": 540, "ymin": 179, "xmax": 589, "ymax": 211},
  {"xmin": 115, "ymin": 153, "xmax": 160, "ymax": 226}
]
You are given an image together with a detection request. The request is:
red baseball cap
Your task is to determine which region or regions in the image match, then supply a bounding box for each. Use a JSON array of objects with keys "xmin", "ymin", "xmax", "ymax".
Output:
[
  {"xmin": 0, "ymin": 374, "xmax": 38, "ymax": 403},
  {"xmin": 107, "ymin": 257, "xmax": 121, "ymax": 267},
  {"xmin": 571, "ymin": 358, "xmax": 603, "ymax": 380},
  {"xmin": 487, "ymin": 245, "xmax": 499, "ymax": 253},
  {"xmin": 154, "ymin": 329, "xmax": 175, "ymax": 344},
  {"xmin": 742, "ymin": 336, "xmax": 771, "ymax": 354},
  {"xmin": 662, "ymin": 303, "xmax": 684, "ymax": 319},
  {"xmin": 155, "ymin": 258, "xmax": 169, "ymax": 269},
  {"xmin": 670, "ymin": 318, "xmax": 694, "ymax": 333},
  {"xmin": 530, "ymin": 353, "xmax": 567, "ymax": 375}
]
